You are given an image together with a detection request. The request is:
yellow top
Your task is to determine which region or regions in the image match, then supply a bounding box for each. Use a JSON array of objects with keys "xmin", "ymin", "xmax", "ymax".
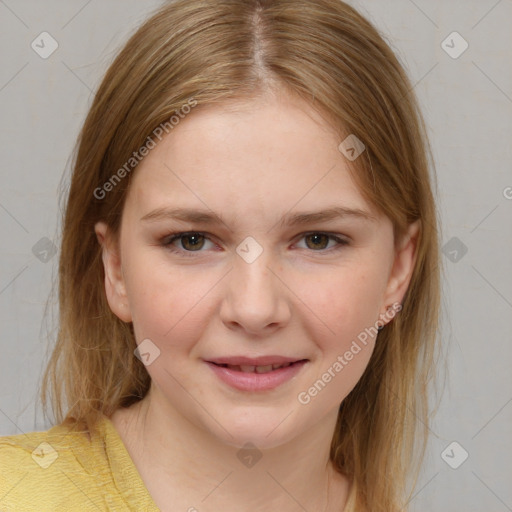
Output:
[{"xmin": 0, "ymin": 414, "xmax": 160, "ymax": 511}]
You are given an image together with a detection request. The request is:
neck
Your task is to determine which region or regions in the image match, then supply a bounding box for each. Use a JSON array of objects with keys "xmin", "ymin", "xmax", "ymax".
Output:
[{"xmin": 111, "ymin": 385, "xmax": 349, "ymax": 512}]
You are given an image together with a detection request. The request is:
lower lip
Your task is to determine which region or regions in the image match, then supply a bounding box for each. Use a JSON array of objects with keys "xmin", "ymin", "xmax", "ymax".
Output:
[{"xmin": 205, "ymin": 361, "xmax": 308, "ymax": 391}]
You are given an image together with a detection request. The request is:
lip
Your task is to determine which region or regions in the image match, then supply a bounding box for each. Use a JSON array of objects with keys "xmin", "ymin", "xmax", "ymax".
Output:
[
  {"xmin": 206, "ymin": 355, "xmax": 302, "ymax": 366},
  {"xmin": 204, "ymin": 357, "xmax": 308, "ymax": 392}
]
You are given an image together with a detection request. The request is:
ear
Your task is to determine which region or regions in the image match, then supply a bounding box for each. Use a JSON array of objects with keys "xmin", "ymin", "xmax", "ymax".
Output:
[
  {"xmin": 95, "ymin": 221, "xmax": 132, "ymax": 323},
  {"xmin": 379, "ymin": 220, "xmax": 420, "ymax": 322}
]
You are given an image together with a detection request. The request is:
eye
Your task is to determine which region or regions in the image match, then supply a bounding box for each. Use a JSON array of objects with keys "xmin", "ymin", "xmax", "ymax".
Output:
[
  {"xmin": 161, "ymin": 231, "xmax": 349, "ymax": 257},
  {"xmin": 163, "ymin": 232, "xmax": 216, "ymax": 256},
  {"xmin": 295, "ymin": 232, "xmax": 349, "ymax": 252}
]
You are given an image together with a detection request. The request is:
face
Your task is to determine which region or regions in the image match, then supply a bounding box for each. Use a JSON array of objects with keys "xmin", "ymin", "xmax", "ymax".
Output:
[{"xmin": 96, "ymin": 90, "xmax": 418, "ymax": 449}]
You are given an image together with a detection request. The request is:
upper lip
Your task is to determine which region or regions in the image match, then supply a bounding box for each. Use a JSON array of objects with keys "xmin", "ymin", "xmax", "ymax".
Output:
[{"xmin": 206, "ymin": 356, "xmax": 307, "ymax": 366}]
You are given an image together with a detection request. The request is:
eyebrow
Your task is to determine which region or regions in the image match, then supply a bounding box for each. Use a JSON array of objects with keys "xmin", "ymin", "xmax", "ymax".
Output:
[{"xmin": 140, "ymin": 206, "xmax": 377, "ymax": 227}]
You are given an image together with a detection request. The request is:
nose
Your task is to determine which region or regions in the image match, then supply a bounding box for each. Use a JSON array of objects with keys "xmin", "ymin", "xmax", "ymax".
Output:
[{"xmin": 219, "ymin": 249, "xmax": 291, "ymax": 337}]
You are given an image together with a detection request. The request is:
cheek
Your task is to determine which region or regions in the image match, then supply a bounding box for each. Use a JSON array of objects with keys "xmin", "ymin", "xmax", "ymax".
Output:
[
  {"xmin": 296, "ymin": 261, "xmax": 388, "ymax": 390},
  {"xmin": 293, "ymin": 272, "xmax": 384, "ymax": 408},
  {"xmin": 123, "ymin": 249, "xmax": 215, "ymax": 349},
  {"xmin": 302, "ymin": 262, "xmax": 387, "ymax": 340}
]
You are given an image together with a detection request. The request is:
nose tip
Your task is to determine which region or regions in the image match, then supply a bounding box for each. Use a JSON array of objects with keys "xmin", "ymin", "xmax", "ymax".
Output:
[{"xmin": 219, "ymin": 251, "xmax": 291, "ymax": 336}]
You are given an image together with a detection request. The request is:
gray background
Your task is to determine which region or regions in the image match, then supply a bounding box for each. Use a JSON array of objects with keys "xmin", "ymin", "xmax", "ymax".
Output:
[{"xmin": 0, "ymin": 1, "xmax": 511, "ymax": 510}]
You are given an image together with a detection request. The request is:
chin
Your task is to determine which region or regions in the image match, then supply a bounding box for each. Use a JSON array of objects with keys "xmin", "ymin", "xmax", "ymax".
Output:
[{"xmin": 202, "ymin": 409, "xmax": 303, "ymax": 451}]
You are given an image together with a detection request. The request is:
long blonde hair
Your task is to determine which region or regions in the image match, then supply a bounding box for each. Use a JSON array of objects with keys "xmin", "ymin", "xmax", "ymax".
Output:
[{"xmin": 41, "ymin": 1, "xmax": 441, "ymax": 510}]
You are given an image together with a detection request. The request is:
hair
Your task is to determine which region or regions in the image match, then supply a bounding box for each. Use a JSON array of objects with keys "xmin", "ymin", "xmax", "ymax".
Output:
[{"xmin": 40, "ymin": 0, "xmax": 441, "ymax": 510}]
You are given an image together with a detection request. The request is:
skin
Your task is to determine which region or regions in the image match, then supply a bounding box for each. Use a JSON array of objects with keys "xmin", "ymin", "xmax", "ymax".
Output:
[{"xmin": 95, "ymin": 88, "xmax": 419, "ymax": 512}]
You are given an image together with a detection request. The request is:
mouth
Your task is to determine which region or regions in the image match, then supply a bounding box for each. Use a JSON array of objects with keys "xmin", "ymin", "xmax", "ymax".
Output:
[
  {"xmin": 204, "ymin": 357, "xmax": 309, "ymax": 391},
  {"xmin": 210, "ymin": 361, "xmax": 306, "ymax": 374}
]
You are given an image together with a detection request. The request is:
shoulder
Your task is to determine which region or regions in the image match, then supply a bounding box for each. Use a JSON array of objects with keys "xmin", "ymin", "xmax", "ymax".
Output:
[{"xmin": 0, "ymin": 418, "xmax": 117, "ymax": 511}]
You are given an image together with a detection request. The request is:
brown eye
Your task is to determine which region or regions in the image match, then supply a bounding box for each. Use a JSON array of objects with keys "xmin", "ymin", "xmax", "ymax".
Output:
[
  {"xmin": 179, "ymin": 233, "xmax": 205, "ymax": 251},
  {"xmin": 162, "ymin": 231, "xmax": 217, "ymax": 257},
  {"xmin": 304, "ymin": 233, "xmax": 330, "ymax": 250},
  {"xmin": 295, "ymin": 232, "xmax": 349, "ymax": 253}
]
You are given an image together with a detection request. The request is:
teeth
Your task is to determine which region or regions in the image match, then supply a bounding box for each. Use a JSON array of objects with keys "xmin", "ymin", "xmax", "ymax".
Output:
[
  {"xmin": 273, "ymin": 362, "xmax": 292, "ymax": 370},
  {"xmin": 255, "ymin": 365, "xmax": 273, "ymax": 374},
  {"xmin": 223, "ymin": 363, "xmax": 294, "ymax": 373}
]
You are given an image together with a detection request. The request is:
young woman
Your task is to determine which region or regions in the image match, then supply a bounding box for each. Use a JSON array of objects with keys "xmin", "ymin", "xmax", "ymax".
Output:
[{"xmin": 0, "ymin": 0, "xmax": 440, "ymax": 510}]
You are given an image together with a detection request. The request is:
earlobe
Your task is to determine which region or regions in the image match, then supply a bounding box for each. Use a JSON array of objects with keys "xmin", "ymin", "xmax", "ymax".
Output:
[
  {"xmin": 94, "ymin": 221, "xmax": 132, "ymax": 323},
  {"xmin": 380, "ymin": 220, "xmax": 420, "ymax": 321}
]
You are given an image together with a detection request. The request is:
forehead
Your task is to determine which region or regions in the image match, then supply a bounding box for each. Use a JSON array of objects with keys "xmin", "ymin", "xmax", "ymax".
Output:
[{"xmin": 125, "ymin": 93, "xmax": 376, "ymax": 223}]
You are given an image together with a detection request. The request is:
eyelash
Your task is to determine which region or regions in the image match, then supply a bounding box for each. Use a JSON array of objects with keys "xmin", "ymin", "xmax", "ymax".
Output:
[{"xmin": 161, "ymin": 231, "xmax": 350, "ymax": 257}]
